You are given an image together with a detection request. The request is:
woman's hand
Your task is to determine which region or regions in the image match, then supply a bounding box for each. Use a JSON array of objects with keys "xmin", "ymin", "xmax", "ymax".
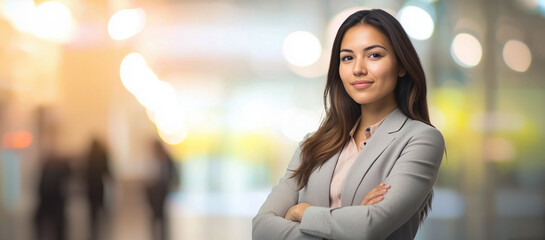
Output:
[
  {"xmin": 284, "ymin": 183, "xmax": 388, "ymax": 222},
  {"xmin": 285, "ymin": 203, "xmax": 311, "ymax": 222},
  {"xmin": 361, "ymin": 182, "xmax": 391, "ymax": 205}
]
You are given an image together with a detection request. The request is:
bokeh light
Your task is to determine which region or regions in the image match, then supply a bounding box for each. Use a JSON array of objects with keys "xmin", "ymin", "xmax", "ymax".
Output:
[
  {"xmin": 503, "ymin": 39, "xmax": 532, "ymax": 72},
  {"xmin": 120, "ymin": 52, "xmax": 186, "ymax": 143},
  {"xmin": 282, "ymin": 31, "xmax": 322, "ymax": 67},
  {"xmin": 2, "ymin": 131, "xmax": 33, "ymax": 149},
  {"xmin": 450, "ymin": 33, "xmax": 482, "ymax": 68},
  {"xmin": 143, "ymin": 81, "xmax": 178, "ymax": 118},
  {"xmin": 398, "ymin": 6, "xmax": 435, "ymax": 40},
  {"xmin": 151, "ymin": 92, "xmax": 184, "ymax": 133},
  {"xmin": 30, "ymin": 1, "xmax": 73, "ymax": 42},
  {"xmin": 120, "ymin": 52, "xmax": 159, "ymax": 103},
  {"xmin": 108, "ymin": 8, "xmax": 146, "ymax": 40},
  {"xmin": 158, "ymin": 125, "xmax": 188, "ymax": 145},
  {"xmin": 287, "ymin": 50, "xmax": 329, "ymax": 78},
  {"xmin": 1, "ymin": 0, "xmax": 35, "ymax": 32}
]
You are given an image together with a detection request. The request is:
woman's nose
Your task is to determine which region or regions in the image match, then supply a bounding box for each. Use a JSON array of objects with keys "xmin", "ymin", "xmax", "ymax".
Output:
[{"xmin": 353, "ymin": 58, "xmax": 367, "ymax": 76}]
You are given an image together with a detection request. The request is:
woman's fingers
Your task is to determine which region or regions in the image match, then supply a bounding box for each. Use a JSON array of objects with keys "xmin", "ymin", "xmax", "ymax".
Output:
[
  {"xmin": 361, "ymin": 183, "xmax": 390, "ymax": 205},
  {"xmin": 362, "ymin": 189, "xmax": 387, "ymax": 204},
  {"xmin": 367, "ymin": 195, "xmax": 384, "ymax": 205}
]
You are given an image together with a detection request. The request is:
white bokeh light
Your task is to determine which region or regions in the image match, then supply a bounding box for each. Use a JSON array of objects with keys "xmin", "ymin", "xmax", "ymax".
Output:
[
  {"xmin": 451, "ymin": 33, "xmax": 483, "ymax": 68},
  {"xmin": 120, "ymin": 52, "xmax": 187, "ymax": 140},
  {"xmin": 158, "ymin": 125, "xmax": 188, "ymax": 145},
  {"xmin": 149, "ymin": 82, "xmax": 185, "ymax": 134},
  {"xmin": 282, "ymin": 31, "xmax": 322, "ymax": 67},
  {"xmin": 120, "ymin": 52, "xmax": 158, "ymax": 99},
  {"xmin": 31, "ymin": 1, "xmax": 73, "ymax": 42},
  {"xmin": 503, "ymin": 39, "xmax": 532, "ymax": 72},
  {"xmin": 154, "ymin": 109, "xmax": 185, "ymax": 134},
  {"xmin": 108, "ymin": 8, "xmax": 146, "ymax": 40},
  {"xmin": 2, "ymin": 0, "xmax": 35, "ymax": 32},
  {"xmin": 288, "ymin": 47, "xmax": 329, "ymax": 78},
  {"xmin": 398, "ymin": 6, "xmax": 434, "ymax": 40}
]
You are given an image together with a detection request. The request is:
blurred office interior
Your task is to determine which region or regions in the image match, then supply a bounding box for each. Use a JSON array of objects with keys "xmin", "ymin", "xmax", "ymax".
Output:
[{"xmin": 0, "ymin": 0, "xmax": 544, "ymax": 239}]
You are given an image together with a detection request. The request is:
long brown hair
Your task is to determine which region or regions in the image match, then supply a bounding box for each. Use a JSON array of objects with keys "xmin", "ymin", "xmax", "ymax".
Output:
[{"xmin": 291, "ymin": 9, "xmax": 433, "ymax": 221}]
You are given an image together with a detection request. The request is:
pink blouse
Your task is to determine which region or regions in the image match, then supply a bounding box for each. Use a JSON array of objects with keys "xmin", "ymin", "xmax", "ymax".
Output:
[{"xmin": 329, "ymin": 118, "xmax": 384, "ymax": 208}]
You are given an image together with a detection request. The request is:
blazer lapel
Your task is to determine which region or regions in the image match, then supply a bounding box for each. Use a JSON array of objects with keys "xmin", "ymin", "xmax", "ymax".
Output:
[
  {"xmin": 340, "ymin": 109, "xmax": 408, "ymax": 206},
  {"xmin": 308, "ymin": 151, "xmax": 340, "ymax": 207}
]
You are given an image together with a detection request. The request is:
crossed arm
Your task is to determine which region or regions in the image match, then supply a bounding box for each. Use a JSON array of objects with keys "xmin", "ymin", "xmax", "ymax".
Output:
[
  {"xmin": 252, "ymin": 149, "xmax": 393, "ymax": 240},
  {"xmin": 252, "ymin": 127, "xmax": 444, "ymax": 240},
  {"xmin": 284, "ymin": 183, "xmax": 390, "ymax": 222}
]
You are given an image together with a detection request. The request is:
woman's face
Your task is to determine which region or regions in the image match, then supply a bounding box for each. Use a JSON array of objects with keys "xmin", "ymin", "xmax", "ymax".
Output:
[{"xmin": 338, "ymin": 24, "xmax": 405, "ymax": 107}]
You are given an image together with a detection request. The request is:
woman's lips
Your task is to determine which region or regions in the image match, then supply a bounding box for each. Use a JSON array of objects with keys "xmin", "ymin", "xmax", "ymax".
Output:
[{"xmin": 352, "ymin": 80, "xmax": 373, "ymax": 89}]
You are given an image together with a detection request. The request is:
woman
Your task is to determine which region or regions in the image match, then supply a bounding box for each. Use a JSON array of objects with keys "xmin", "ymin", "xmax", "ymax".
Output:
[{"xmin": 253, "ymin": 9, "xmax": 444, "ymax": 240}]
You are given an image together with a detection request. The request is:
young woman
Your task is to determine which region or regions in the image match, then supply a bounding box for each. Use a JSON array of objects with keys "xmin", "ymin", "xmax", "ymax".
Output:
[{"xmin": 253, "ymin": 9, "xmax": 445, "ymax": 240}]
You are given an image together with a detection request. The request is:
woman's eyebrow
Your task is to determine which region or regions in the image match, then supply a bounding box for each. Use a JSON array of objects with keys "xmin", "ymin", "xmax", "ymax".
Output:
[
  {"xmin": 364, "ymin": 44, "xmax": 388, "ymax": 52},
  {"xmin": 340, "ymin": 44, "xmax": 388, "ymax": 54}
]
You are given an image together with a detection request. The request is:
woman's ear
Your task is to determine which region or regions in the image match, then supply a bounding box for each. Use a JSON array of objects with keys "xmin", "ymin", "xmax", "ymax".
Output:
[{"xmin": 398, "ymin": 68, "xmax": 406, "ymax": 77}]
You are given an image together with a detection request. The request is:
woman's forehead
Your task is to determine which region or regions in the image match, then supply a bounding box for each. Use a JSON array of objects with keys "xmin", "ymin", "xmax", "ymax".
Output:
[{"xmin": 340, "ymin": 24, "xmax": 392, "ymax": 50}]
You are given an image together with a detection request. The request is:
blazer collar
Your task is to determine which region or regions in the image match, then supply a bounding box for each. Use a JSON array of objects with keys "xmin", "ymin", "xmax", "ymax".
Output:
[
  {"xmin": 378, "ymin": 108, "xmax": 408, "ymax": 134},
  {"xmin": 340, "ymin": 108, "xmax": 408, "ymax": 206}
]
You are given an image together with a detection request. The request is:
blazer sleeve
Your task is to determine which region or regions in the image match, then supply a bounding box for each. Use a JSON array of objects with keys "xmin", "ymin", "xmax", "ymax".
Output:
[
  {"xmin": 252, "ymin": 145, "xmax": 322, "ymax": 240},
  {"xmin": 299, "ymin": 126, "xmax": 445, "ymax": 240}
]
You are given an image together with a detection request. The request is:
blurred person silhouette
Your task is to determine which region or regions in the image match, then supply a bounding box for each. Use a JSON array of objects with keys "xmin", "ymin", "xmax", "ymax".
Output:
[
  {"xmin": 34, "ymin": 152, "xmax": 71, "ymax": 240},
  {"xmin": 84, "ymin": 137, "xmax": 112, "ymax": 240},
  {"xmin": 145, "ymin": 139, "xmax": 179, "ymax": 240}
]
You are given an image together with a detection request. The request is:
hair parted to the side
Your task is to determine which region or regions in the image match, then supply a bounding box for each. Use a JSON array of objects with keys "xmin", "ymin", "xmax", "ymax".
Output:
[{"xmin": 290, "ymin": 9, "xmax": 433, "ymax": 222}]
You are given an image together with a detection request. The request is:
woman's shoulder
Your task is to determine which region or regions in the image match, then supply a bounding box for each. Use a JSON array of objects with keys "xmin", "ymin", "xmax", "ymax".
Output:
[
  {"xmin": 403, "ymin": 118, "xmax": 444, "ymax": 141},
  {"xmin": 299, "ymin": 131, "xmax": 316, "ymax": 144}
]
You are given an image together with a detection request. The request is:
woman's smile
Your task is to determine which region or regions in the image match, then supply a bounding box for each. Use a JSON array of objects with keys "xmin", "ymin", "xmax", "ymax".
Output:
[{"xmin": 351, "ymin": 80, "xmax": 374, "ymax": 89}]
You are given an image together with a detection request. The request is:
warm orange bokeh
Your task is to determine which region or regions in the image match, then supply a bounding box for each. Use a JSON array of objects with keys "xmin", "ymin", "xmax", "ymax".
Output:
[{"xmin": 2, "ymin": 131, "xmax": 33, "ymax": 149}]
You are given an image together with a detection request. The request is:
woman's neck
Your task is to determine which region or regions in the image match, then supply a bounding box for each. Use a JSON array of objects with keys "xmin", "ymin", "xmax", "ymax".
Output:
[{"xmin": 359, "ymin": 99, "xmax": 397, "ymax": 130}]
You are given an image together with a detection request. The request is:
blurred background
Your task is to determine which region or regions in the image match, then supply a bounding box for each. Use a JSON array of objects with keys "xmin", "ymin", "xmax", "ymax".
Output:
[{"xmin": 0, "ymin": 0, "xmax": 544, "ymax": 239}]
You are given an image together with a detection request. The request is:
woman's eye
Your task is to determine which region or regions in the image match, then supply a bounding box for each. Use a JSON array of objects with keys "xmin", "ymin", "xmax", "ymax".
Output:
[
  {"xmin": 341, "ymin": 56, "xmax": 353, "ymax": 61},
  {"xmin": 369, "ymin": 53, "xmax": 382, "ymax": 59}
]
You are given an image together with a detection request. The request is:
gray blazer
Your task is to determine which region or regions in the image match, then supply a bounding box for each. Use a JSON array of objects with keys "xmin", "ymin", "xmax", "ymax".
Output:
[{"xmin": 252, "ymin": 109, "xmax": 445, "ymax": 240}]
